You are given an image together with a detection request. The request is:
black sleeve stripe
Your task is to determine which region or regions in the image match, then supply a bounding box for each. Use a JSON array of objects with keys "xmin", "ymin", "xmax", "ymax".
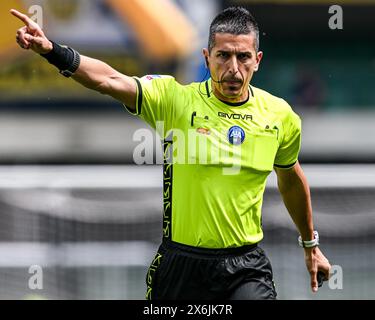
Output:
[
  {"xmin": 134, "ymin": 77, "xmax": 143, "ymax": 115},
  {"xmin": 123, "ymin": 78, "xmax": 143, "ymax": 115},
  {"xmin": 274, "ymin": 161, "xmax": 297, "ymax": 169}
]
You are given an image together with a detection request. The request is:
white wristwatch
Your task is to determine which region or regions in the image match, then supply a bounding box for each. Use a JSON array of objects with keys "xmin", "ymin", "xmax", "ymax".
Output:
[{"xmin": 298, "ymin": 231, "xmax": 319, "ymax": 248}]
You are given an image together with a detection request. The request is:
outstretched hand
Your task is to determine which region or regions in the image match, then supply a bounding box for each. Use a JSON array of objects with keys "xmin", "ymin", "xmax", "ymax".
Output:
[{"xmin": 10, "ymin": 9, "xmax": 52, "ymax": 54}]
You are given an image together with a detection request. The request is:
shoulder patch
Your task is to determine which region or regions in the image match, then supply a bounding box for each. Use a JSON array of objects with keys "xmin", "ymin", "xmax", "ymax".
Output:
[{"xmin": 142, "ymin": 74, "xmax": 172, "ymax": 81}]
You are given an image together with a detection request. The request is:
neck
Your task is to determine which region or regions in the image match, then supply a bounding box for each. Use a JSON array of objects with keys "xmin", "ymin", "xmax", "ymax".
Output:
[
  {"xmin": 212, "ymin": 86, "xmax": 250, "ymax": 104},
  {"xmin": 219, "ymin": 94, "xmax": 250, "ymax": 106}
]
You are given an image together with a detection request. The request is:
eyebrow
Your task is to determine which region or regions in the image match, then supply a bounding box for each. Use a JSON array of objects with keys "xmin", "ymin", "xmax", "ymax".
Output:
[{"xmin": 216, "ymin": 50, "xmax": 252, "ymax": 56}]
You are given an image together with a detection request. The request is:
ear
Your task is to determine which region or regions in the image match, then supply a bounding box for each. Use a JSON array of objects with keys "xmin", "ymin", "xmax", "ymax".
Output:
[
  {"xmin": 202, "ymin": 48, "xmax": 209, "ymax": 68},
  {"xmin": 254, "ymin": 51, "xmax": 263, "ymax": 72}
]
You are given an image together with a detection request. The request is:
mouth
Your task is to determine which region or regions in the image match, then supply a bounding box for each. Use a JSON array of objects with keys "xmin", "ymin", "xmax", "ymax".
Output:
[
  {"xmin": 222, "ymin": 80, "xmax": 243, "ymax": 90},
  {"xmin": 222, "ymin": 78, "xmax": 243, "ymax": 86}
]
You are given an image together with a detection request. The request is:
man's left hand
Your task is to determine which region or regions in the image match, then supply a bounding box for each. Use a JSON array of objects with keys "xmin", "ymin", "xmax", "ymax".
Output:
[{"xmin": 304, "ymin": 246, "xmax": 331, "ymax": 292}]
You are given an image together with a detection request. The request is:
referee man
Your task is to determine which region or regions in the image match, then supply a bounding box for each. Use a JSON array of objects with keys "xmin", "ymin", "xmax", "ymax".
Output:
[{"xmin": 11, "ymin": 6, "xmax": 331, "ymax": 299}]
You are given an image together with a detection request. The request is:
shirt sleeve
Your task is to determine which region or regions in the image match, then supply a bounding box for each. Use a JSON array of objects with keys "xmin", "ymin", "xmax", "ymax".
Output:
[
  {"xmin": 274, "ymin": 106, "xmax": 302, "ymax": 169},
  {"xmin": 124, "ymin": 75, "xmax": 177, "ymax": 137}
]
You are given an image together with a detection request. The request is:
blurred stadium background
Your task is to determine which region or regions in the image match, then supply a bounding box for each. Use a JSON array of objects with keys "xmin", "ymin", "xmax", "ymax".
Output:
[{"xmin": 1, "ymin": 0, "xmax": 375, "ymax": 299}]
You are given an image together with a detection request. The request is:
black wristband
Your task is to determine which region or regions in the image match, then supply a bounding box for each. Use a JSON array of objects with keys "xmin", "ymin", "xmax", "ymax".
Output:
[{"xmin": 40, "ymin": 41, "xmax": 81, "ymax": 77}]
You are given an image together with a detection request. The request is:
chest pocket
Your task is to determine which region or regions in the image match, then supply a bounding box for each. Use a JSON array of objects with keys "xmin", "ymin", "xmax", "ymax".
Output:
[
  {"xmin": 187, "ymin": 115, "xmax": 221, "ymax": 164},
  {"xmin": 191, "ymin": 115, "xmax": 220, "ymax": 130},
  {"xmin": 245, "ymin": 127, "xmax": 279, "ymax": 172},
  {"xmin": 188, "ymin": 115, "xmax": 279, "ymax": 171}
]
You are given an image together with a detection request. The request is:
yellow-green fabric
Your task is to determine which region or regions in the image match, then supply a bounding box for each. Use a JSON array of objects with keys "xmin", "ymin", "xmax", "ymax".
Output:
[{"xmin": 126, "ymin": 75, "xmax": 301, "ymax": 248}]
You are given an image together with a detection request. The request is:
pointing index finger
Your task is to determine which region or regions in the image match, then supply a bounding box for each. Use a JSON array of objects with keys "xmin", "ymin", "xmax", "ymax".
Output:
[{"xmin": 10, "ymin": 9, "xmax": 34, "ymax": 27}]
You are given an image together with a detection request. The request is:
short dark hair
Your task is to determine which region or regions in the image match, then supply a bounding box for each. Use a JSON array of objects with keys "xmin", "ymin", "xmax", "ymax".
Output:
[{"xmin": 208, "ymin": 6, "xmax": 259, "ymax": 53}]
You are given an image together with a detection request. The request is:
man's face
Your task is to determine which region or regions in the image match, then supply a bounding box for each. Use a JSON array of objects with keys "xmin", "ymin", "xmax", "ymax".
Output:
[{"xmin": 203, "ymin": 32, "xmax": 263, "ymax": 103}]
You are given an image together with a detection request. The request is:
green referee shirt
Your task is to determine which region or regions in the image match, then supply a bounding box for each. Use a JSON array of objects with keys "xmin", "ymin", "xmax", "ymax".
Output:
[{"xmin": 126, "ymin": 75, "xmax": 301, "ymax": 248}]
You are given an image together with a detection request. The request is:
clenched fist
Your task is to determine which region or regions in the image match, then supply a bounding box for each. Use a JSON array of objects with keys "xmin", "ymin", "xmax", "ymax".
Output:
[{"xmin": 11, "ymin": 9, "xmax": 53, "ymax": 54}]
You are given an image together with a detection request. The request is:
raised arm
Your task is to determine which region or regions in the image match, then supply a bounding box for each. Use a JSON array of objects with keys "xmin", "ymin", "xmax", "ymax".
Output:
[{"xmin": 11, "ymin": 9, "xmax": 137, "ymax": 111}]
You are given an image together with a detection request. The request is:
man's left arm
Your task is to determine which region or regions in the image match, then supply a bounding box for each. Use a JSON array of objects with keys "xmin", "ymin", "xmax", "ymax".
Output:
[{"xmin": 275, "ymin": 162, "xmax": 331, "ymax": 293}]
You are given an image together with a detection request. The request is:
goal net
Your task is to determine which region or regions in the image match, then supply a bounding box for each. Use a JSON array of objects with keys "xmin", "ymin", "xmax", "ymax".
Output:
[{"xmin": 0, "ymin": 164, "xmax": 373, "ymax": 299}]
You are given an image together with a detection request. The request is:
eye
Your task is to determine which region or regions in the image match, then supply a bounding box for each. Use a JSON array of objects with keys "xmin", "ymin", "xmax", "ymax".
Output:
[
  {"xmin": 217, "ymin": 52, "xmax": 229, "ymax": 59},
  {"xmin": 237, "ymin": 53, "xmax": 251, "ymax": 61}
]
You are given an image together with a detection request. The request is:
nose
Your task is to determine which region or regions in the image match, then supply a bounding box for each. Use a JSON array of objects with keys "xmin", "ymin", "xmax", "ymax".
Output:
[{"xmin": 228, "ymin": 56, "xmax": 239, "ymax": 75}]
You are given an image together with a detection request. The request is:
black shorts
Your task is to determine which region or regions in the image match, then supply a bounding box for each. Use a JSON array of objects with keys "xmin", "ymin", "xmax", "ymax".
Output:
[{"xmin": 145, "ymin": 240, "xmax": 277, "ymax": 300}]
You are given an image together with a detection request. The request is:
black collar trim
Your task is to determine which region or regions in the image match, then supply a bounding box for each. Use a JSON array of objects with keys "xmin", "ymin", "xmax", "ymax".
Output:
[
  {"xmin": 206, "ymin": 81, "xmax": 255, "ymax": 106},
  {"xmin": 219, "ymin": 93, "xmax": 250, "ymax": 106}
]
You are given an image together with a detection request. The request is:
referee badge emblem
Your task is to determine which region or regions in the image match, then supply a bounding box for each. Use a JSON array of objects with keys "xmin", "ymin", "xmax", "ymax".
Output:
[
  {"xmin": 228, "ymin": 126, "xmax": 245, "ymax": 145},
  {"xmin": 196, "ymin": 127, "xmax": 211, "ymax": 135}
]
